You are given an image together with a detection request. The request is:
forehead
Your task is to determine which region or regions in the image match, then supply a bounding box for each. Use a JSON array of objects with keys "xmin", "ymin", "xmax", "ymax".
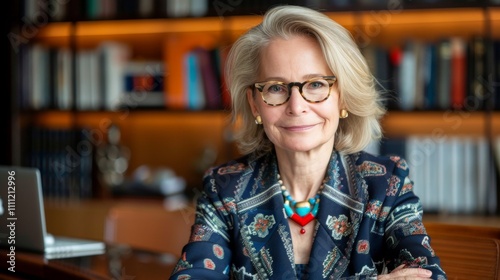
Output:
[{"xmin": 258, "ymin": 35, "xmax": 331, "ymax": 80}]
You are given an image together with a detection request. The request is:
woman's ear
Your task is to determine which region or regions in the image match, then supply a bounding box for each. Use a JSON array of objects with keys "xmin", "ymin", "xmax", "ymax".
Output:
[{"xmin": 247, "ymin": 87, "xmax": 259, "ymax": 116}]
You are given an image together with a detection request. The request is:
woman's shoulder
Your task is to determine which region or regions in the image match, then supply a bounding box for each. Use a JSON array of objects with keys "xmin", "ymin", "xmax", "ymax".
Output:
[
  {"xmin": 203, "ymin": 152, "xmax": 268, "ymax": 180},
  {"xmin": 351, "ymin": 150, "xmax": 410, "ymax": 175},
  {"xmin": 347, "ymin": 151, "xmax": 413, "ymax": 199},
  {"xmin": 201, "ymin": 152, "xmax": 273, "ymax": 199}
]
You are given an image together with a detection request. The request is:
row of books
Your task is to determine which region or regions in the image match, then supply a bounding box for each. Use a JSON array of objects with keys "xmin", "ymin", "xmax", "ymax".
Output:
[
  {"xmin": 24, "ymin": 126, "xmax": 95, "ymax": 199},
  {"xmin": 370, "ymin": 136, "xmax": 500, "ymax": 215},
  {"xmin": 19, "ymin": 36, "xmax": 500, "ymax": 112},
  {"xmin": 19, "ymin": 41, "xmax": 130, "ymax": 110},
  {"xmin": 22, "ymin": 0, "xmax": 500, "ymax": 22},
  {"xmin": 182, "ymin": 47, "xmax": 229, "ymax": 110},
  {"xmin": 18, "ymin": 41, "xmax": 230, "ymax": 111},
  {"xmin": 362, "ymin": 37, "xmax": 500, "ymax": 111}
]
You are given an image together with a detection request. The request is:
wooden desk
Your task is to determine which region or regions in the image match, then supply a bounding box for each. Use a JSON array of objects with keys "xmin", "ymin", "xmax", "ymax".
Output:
[{"xmin": 0, "ymin": 244, "xmax": 178, "ymax": 280}]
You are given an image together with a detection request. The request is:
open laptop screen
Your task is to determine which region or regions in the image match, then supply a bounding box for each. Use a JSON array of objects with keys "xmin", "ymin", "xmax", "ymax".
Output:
[
  {"xmin": 0, "ymin": 166, "xmax": 105, "ymax": 259},
  {"xmin": 0, "ymin": 166, "xmax": 47, "ymax": 252}
]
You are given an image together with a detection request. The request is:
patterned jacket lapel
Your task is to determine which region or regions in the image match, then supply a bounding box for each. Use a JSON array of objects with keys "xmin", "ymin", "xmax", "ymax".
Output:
[
  {"xmin": 235, "ymin": 153, "xmax": 297, "ymax": 278},
  {"xmin": 308, "ymin": 152, "xmax": 367, "ymax": 279}
]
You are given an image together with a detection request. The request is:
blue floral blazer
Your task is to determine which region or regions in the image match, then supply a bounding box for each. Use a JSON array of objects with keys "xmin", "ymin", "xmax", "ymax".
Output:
[{"xmin": 170, "ymin": 150, "xmax": 447, "ymax": 279}]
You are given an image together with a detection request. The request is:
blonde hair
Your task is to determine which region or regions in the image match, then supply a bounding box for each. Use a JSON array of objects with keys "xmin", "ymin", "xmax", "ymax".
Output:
[{"xmin": 225, "ymin": 5, "xmax": 385, "ymax": 155}]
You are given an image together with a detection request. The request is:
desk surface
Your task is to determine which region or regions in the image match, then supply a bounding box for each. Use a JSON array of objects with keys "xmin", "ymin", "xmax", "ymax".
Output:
[{"xmin": 0, "ymin": 244, "xmax": 178, "ymax": 280}]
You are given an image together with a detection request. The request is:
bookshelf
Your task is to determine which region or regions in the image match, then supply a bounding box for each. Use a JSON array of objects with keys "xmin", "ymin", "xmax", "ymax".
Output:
[
  {"xmin": 7, "ymin": 3, "xmax": 500, "ymax": 217},
  {"xmin": 381, "ymin": 111, "xmax": 500, "ymax": 137}
]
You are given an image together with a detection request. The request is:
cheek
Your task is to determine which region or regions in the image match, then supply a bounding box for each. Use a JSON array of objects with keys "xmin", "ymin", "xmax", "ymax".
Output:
[{"xmin": 260, "ymin": 109, "xmax": 281, "ymax": 125}]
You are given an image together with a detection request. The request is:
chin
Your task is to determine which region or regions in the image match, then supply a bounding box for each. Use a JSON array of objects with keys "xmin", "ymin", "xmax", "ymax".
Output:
[{"xmin": 281, "ymin": 143, "xmax": 324, "ymax": 153}]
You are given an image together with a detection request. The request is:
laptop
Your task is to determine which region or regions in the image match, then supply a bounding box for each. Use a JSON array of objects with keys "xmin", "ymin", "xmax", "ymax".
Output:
[{"xmin": 0, "ymin": 166, "xmax": 105, "ymax": 259}]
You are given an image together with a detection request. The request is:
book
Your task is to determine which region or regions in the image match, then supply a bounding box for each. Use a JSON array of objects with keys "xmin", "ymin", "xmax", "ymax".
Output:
[
  {"xmin": 436, "ymin": 38, "xmax": 452, "ymax": 110},
  {"xmin": 362, "ymin": 45, "xmax": 391, "ymax": 107},
  {"xmin": 467, "ymin": 36, "xmax": 486, "ymax": 111},
  {"xmin": 55, "ymin": 48, "xmax": 73, "ymax": 110},
  {"xmin": 184, "ymin": 50, "xmax": 206, "ymax": 110},
  {"xmin": 122, "ymin": 60, "xmax": 165, "ymax": 108},
  {"xmin": 450, "ymin": 37, "xmax": 467, "ymax": 110},
  {"xmin": 462, "ymin": 137, "xmax": 476, "ymax": 214},
  {"xmin": 413, "ymin": 41, "xmax": 426, "ymax": 110},
  {"xmin": 30, "ymin": 44, "xmax": 50, "ymax": 110},
  {"xmin": 449, "ymin": 137, "xmax": 463, "ymax": 213},
  {"xmin": 405, "ymin": 137, "xmax": 426, "ymax": 209},
  {"xmin": 167, "ymin": 0, "xmax": 190, "ymax": 17},
  {"xmin": 24, "ymin": 126, "xmax": 95, "ymax": 199},
  {"xmin": 98, "ymin": 41, "xmax": 131, "ymax": 110},
  {"xmin": 398, "ymin": 41, "xmax": 418, "ymax": 111},
  {"xmin": 435, "ymin": 140, "xmax": 446, "ymax": 213},
  {"xmin": 76, "ymin": 50, "xmax": 101, "ymax": 110},
  {"xmin": 190, "ymin": 0, "xmax": 208, "ymax": 17},
  {"xmin": 138, "ymin": 0, "xmax": 155, "ymax": 17},
  {"xmin": 194, "ymin": 47, "xmax": 222, "ymax": 110},
  {"xmin": 388, "ymin": 46, "xmax": 403, "ymax": 110},
  {"xmin": 423, "ymin": 43, "xmax": 437, "ymax": 109},
  {"xmin": 424, "ymin": 137, "xmax": 439, "ymax": 212},
  {"xmin": 214, "ymin": 46, "xmax": 231, "ymax": 110},
  {"xmin": 474, "ymin": 137, "xmax": 497, "ymax": 214},
  {"xmin": 88, "ymin": 49, "xmax": 101, "ymax": 110}
]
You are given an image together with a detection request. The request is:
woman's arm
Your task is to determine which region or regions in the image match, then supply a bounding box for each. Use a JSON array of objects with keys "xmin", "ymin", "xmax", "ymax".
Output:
[
  {"xmin": 170, "ymin": 170, "xmax": 234, "ymax": 280},
  {"xmin": 381, "ymin": 157, "xmax": 447, "ymax": 280}
]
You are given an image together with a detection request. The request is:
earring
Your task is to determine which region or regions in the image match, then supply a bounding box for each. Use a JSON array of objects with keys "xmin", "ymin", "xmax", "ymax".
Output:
[
  {"xmin": 255, "ymin": 115, "xmax": 262, "ymax": 125},
  {"xmin": 340, "ymin": 109, "xmax": 348, "ymax": 119}
]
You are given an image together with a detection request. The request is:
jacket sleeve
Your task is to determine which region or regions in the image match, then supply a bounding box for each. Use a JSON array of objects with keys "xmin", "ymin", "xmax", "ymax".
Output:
[
  {"xmin": 382, "ymin": 157, "xmax": 447, "ymax": 280},
  {"xmin": 169, "ymin": 168, "xmax": 234, "ymax": 280}
]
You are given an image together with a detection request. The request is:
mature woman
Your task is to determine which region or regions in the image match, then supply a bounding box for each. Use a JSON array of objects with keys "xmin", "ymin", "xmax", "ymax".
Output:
[{"xmin": 170, "ymin": 5, "xmax": 446, "ymax": 280}]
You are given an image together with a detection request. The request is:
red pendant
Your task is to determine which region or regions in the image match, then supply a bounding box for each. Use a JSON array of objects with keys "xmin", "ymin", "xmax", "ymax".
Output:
[
  {"xmin": 289, "ymin": 213, "xmax": 315, "ymax": 227},
  {"xmin": 300, "ymin": 228, "xmax": 306, "ymax": 234}
]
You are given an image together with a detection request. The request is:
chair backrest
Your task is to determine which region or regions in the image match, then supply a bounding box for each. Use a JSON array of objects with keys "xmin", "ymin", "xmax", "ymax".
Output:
[
  {"xmin": 104, "ymin": 203, "xmax": 195, "ymax": 258},
  {"xmin": 424, "ymin": 222, "xmax": 500, "ymax": 280}
]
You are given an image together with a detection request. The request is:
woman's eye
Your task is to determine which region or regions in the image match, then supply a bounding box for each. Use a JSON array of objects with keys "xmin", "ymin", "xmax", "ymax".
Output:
[
  {"xmin": 268, "ymin": 84, "xmax": 285, "ymax": 93},
  {"xmin": 308, "ymin": 81, "xmax": 325, "ymax": 89}
]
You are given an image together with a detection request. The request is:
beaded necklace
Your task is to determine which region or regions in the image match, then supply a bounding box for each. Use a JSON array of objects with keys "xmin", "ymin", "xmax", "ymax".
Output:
[{"xmin": 278, "ymin": 174, "xmax": 324, "ymax": 234}]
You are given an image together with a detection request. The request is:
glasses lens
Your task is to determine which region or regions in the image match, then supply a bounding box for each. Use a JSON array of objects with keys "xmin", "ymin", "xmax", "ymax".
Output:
[
  {"xmin": 262, "ymin": 83, "xmax": 288, "ymax": 105},
  {"xmin": 257, "ymin": 77, "xmax": 334, "ymax": 105},
  {"xmin": 303, "ymin": 78, "xmax": 331, "ymax": 102}
]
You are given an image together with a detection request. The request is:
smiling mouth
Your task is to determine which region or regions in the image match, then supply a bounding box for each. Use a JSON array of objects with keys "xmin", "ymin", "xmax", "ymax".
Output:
[{"xmin": 283, "ymin": 124, "xmax": 316, "ymax": 131}]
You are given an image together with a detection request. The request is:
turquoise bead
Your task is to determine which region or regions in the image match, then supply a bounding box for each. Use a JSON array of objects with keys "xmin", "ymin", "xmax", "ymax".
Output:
[
  {"xmin": 279, "ymin": 174, "xmax": 323, "ymax": 221},
  {"xmin": 284, "ymin": 204, "xmax": 294, "ymax": 217},
  {"xmin": 311, "ymin": 201, "xmax": 320, "ymax": 216},
  {"xmin": 295, "ymin": 201, "xmax": 312, "ymax": 217},
  {"xmin": 295, "ymin": 206, "xmax": 310, "ymax": 217}
]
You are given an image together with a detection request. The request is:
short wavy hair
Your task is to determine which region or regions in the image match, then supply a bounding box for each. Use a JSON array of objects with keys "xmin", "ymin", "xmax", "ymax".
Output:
[{"xmin": 225, "ymin": 5, "xmax": 385, "ymax": 156}]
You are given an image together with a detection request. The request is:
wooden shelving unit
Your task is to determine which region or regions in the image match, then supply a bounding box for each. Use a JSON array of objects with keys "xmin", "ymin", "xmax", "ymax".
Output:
[
  {"xmin": 381, "ymin": 111, "xmax": 500, "ymax": 137},
  {"xmin": 11, "ymin": 5, "xmax": 500, "ymax": 218},
  {"xmin": 21, "ymin": 110, "xmax": 235, "ymax": 190}
]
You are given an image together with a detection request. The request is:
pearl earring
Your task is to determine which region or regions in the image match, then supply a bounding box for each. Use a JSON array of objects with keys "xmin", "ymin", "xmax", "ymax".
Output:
[{"xmin": 255, "ymin": 115, "xmax": 262, "ymax": 125}]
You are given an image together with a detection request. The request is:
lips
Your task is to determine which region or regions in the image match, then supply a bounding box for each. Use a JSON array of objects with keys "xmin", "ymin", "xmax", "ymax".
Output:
[{"xmin": 282, "ymin": 124, "xmax": 316, "ymax": 131}]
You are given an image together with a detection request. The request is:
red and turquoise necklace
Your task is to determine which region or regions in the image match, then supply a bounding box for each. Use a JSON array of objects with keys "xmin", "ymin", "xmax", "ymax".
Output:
[{"xmin": 278, "ymin": 174, "xmax": 324, "ymax": 234}]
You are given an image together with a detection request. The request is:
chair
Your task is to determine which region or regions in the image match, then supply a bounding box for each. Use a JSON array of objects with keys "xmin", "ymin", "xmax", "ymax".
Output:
[
  {"xmin": 104, "ymin": 203, "xmax": 195, "ymax": 258},
  {"xmin": 424, "ymin": 222, "xmax": 500, "ymax": 280}
]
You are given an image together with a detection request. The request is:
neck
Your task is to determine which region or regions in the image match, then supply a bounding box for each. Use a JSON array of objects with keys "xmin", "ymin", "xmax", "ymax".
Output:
[{"xmin": 275, "ymin": 149, "xmax": 332, "ymax": 201}]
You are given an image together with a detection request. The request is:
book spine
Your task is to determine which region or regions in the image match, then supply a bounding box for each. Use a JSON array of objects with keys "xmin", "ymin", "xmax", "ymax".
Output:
[
  {"xmin": 450, "ymin": 37, "xmax": 467, "ymax": 110},
  {"xmin": 437, "ymin": 39, "xmax": 452, "ymax": 110}
]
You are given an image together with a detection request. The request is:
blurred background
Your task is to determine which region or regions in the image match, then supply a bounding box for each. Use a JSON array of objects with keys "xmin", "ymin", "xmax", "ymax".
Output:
[{"xmin": 2, "ymin": 0, "xmax": 500, "ymax": 246}]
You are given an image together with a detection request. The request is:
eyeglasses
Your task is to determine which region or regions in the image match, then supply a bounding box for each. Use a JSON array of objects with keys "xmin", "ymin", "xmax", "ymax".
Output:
[{"xmin": 253, "ymin": 76, "xmax": 336, "ymax": 106}]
